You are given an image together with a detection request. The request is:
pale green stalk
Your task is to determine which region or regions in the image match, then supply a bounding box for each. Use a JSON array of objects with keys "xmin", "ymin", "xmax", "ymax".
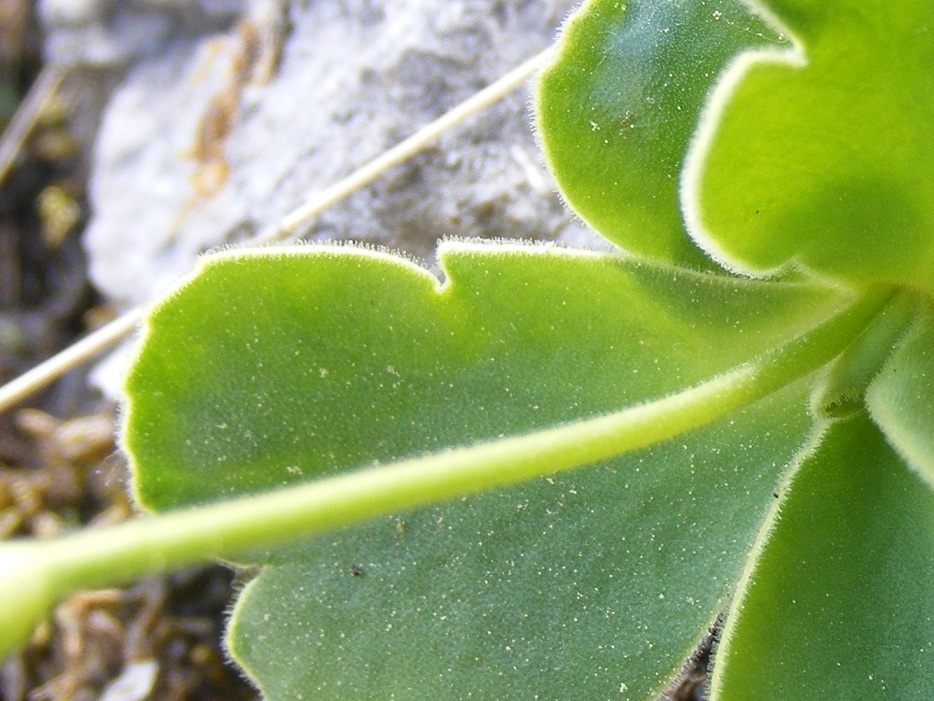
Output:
[{"xmin": 0, "ymin": 287, "xmax": 896, "ymax": 659}]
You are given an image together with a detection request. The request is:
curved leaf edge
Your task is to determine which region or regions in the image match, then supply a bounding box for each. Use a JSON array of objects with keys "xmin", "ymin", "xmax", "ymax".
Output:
[
  {"xmin": 119, "ymin": 241, "xmax": 441, "ymax": 513},
  {"xmin": 680, "ymin": 1, "xmax": 811, "ymax": 282},
  {"xmin": 532, "ymin": 0, "xmax": 723, "ymax": 270}
]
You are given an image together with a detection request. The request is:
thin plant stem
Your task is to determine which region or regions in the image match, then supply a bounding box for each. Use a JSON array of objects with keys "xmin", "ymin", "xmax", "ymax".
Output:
[
  {"xmin": 0, "ymin": 309, "xmax": 142, "ymax": 409},
  {"xmin": 253, "ymin": 48, "xmax": 554, "ymax": 245},
  {"xmin": 0, "ymin": 48, "xmax": 554, "ymax": 415},
  {"xmin": 0, "ymin": 286, "xmax": 895, "ymax": 658}
]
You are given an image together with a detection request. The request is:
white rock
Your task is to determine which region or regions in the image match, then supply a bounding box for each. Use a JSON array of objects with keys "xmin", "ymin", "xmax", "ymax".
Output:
[{"xmin": 99, "ymin": 658, "xmax": 159, "ymax": 701}]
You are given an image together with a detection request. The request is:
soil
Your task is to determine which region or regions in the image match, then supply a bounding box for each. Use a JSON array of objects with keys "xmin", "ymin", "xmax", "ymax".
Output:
[{"xmin": 0, "ymin": 2, "xmax": 709, "ymax": 699}]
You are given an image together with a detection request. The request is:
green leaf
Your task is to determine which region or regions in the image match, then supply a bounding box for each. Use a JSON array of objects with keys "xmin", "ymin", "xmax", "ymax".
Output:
[
  {"xmin": 685, "ymin": 1, "xmax": 934, "ymax": 293},
  {"xmin": 124, "ymin": 242, "xmax": 845, "ymax": 511},
  {"xmin": 867, "ymin": 303, "xmax": 934, "ymax": 488},
  {"xmin": 228, "ymin": 381, "xmax": 813, "ymax": 700},
  {"xmin": 710, "ymin": 414, "xmax": 934, "ymax": 700},
  {"xmin": 537, "ymin": 0, "xmax": 786, "ymax": 267},
  {"xmin": 122, "ymin": 242, "xmax": 848, "ymax": 698}
]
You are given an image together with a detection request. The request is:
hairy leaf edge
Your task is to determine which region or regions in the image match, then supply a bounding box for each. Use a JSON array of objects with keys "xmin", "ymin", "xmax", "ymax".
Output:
[
  {"xmin": 705, "ymin": 420, "xmax": 830, "ymax": 699},
  {"xmin": 679, "ymin": 2, "xmax": 816, "ymax": 282},
  {"xmin": 865, "ymin": 310, "xmax": 934, "ymax": 491}
]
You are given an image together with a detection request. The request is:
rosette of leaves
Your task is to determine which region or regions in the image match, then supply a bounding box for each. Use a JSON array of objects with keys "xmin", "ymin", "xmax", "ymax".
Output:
[{"xmin": 2, "ymin": 1, "xmax": 931, "ymax": 699}]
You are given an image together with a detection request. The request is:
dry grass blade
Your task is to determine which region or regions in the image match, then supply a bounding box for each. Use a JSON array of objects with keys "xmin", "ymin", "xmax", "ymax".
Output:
[
  {"xmin": 0, "ymin": 65, "xmax": 63, "ymax": 187},
  {"xmin": 0, "ymin": 47, "xmax": 553, "ymax": 415}
]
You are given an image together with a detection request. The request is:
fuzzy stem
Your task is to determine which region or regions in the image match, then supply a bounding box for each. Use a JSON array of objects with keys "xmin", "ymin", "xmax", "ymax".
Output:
[{"xmin": 0, "ymin": 287, "xmax": 896, "ymax": 660}]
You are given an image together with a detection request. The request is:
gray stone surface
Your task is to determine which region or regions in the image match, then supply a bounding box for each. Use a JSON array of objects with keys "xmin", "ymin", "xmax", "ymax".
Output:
[
  {"xmin": 68, "ymin": 0, "xmax": 606, "ymax": 310},
  {"xmin": 43, "ymin": 0, "xmax": 612, "ymax": 394},
  {"xmin": 40, "ymin": 0, "xmax": 246, "ymax": 67}
]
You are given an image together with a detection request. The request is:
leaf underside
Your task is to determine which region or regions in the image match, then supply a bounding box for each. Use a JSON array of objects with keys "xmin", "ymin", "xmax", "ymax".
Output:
[
  {"xmin": 229, "ymin": 379, "xmax": 812, "ymax": 700},
  {"xmin": 124, "ymin": 244, "xmax": 844, "ymax": 699},
  {"xmin": 124, "ymin": 245, "xmax": 843, "ymax": 512}
]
